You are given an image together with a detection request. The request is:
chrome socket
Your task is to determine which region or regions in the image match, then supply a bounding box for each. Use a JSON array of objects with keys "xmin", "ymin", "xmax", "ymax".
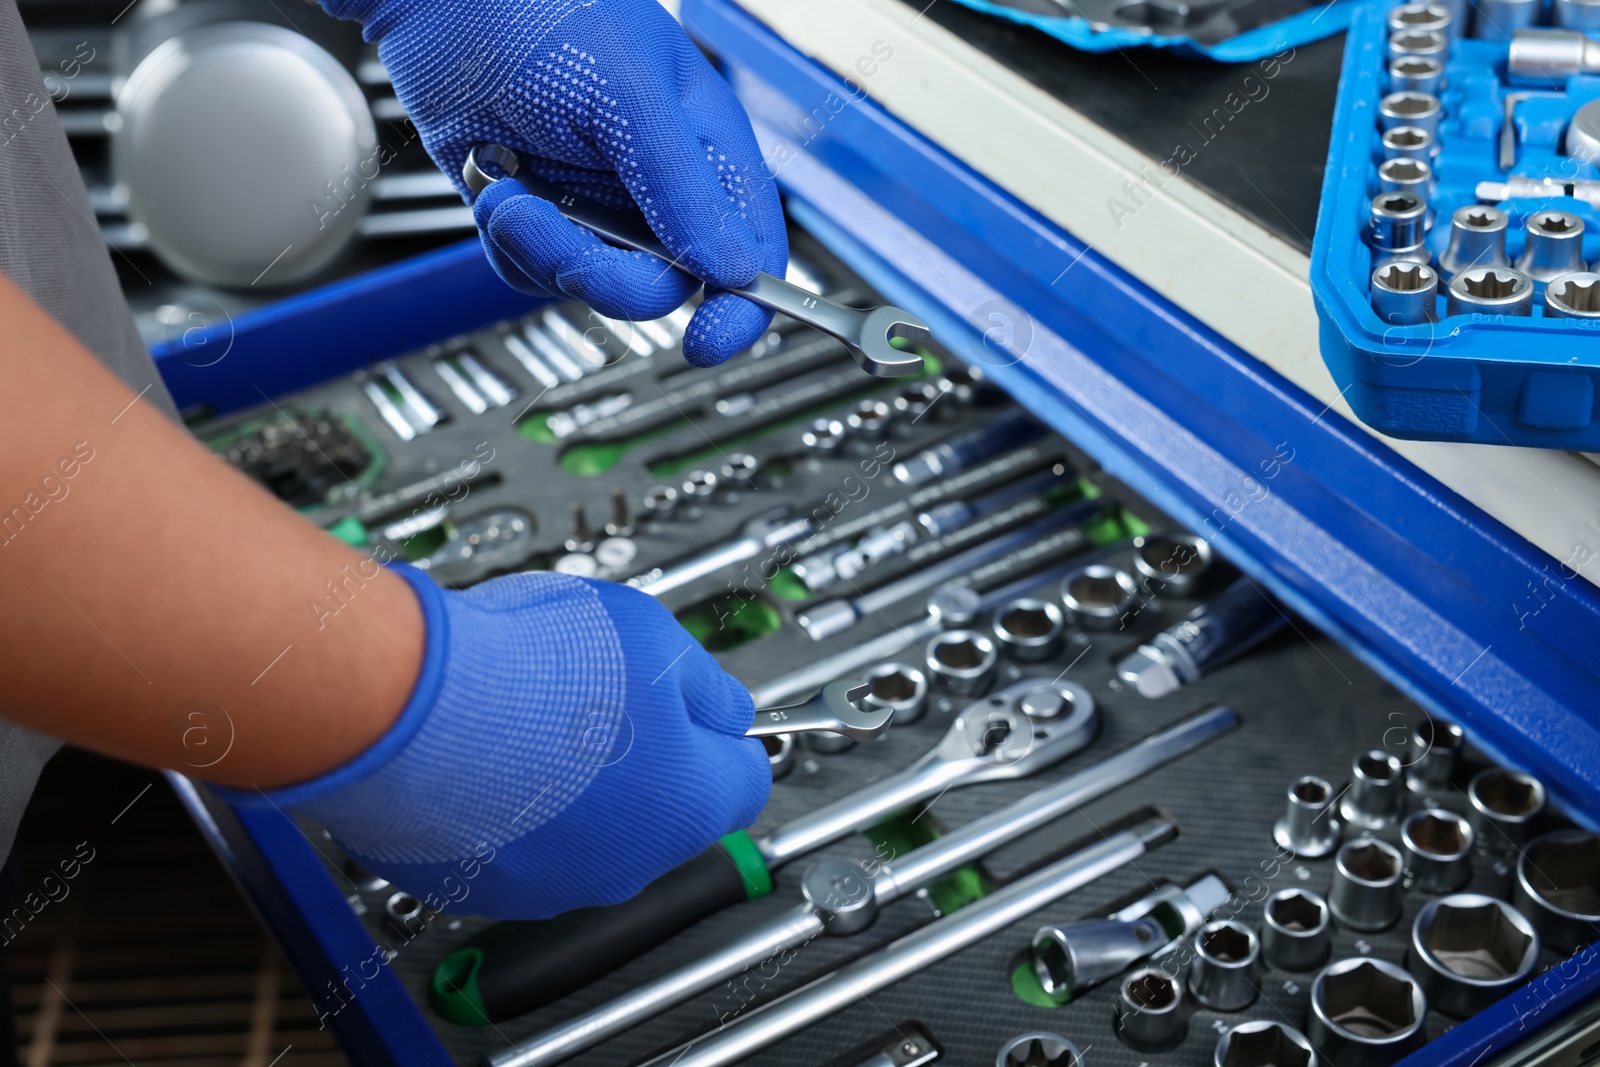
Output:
[
  {"xmin": 1215, "ymin": 1022, "xmax": 1318, "ymax": 1067},
  {"xmin": 1556, "ymin": 0, "xmax": 1600, "ymax": 29},
  {"xmin": 1308, "ymin": 958, "xmax": 1427, "ymax": 1067},
  {"xmin": 1338, "ymin": 750, "xmax": 1405, "ymax": 832},
  {"xmin": 801, "ymin": 417, "xmax": 846, "ymax": 450},
  {"xmin": 1401, "ymin": 809, "xmax": 1475, "ymax": 893},
  {"xmin": 641, "ymin": 484, "xmax": 679, "ymax": 521},
  {"xmin": 762, "ymin": 732, "xmax": 795, "ymax": 780},
  {"xmin": 1389, "ymin": 28, "xmax": 1448, "ymax": 61},
  {"xmin": 1131, "ymin": 532, "xmax": 1214, "ymax": 595},
  {"xmin": 1060, "ymin": 564, "xmax": 1141, "ymax": 630},
  {"xmin": 1034, "ymin": 914, "xmax": 1169, "ymax": 997},
  {"xmin": 1262, "ymin": 888, "xmax": 1333, "ymax": 971},
  {"xmin": 992, "ymin": 598, "xmax": 1065, "ymax": 662},
  {"xmin": 1115, "ymin": 969, "xmax": 1187, "ymax": 1052},
  {"xmin": 1371, "ymin": 261, "xmax": 1439, "ymax": 325},
  {"xmin": 924, "ymin": 629, "xmax": 999, "ymax": 696},
  {"xmin": 719, "ymin": 452, "xmax": 761, "ymax": 492},
  {"xmin": 1408, "ymin": 893, "xmax": 1539, "ymax": 1018},
  {"xmin": 1513, "ymin": 830, "xmax": 1600, "ymax": 953},
  {"xmin": 1545, "ymin": 272, "xmax": 1600, "ymax": 318},
  {"xmin": 681, "ymin": 469, "xmax": 720, "ymax": 504},
  {"xmin": 1189, "ymin": 920, "xmax": 1260, "ymax": 1012},
  {"xmin": 1406, "ymin": 714, "xmax": 1464, "ymax": 792},
  {"xmin": 845, "ymin": 399, "xmax": 892, "ymax": 441},
  {"xmin": 1475, "ymin": 0, "xmax": 1540, "ymax": 38},
  {"xmin": 1377, "ymin": 156, "xmax": 1433, "ymax": 200},
  {"xmin": 1389, "ymin": 2, "xmax": 1453, "ymax": 34},
  {"xmin": 1517, "ymin": 210, "xmax": 1587, "ymax": 282},
  {"xmin": 928, "ymin": 583, "xmax": 982, "ymax": 628},
  {"xmin": 1367, "ymin": 191, "xmax": 1428, "ymax": 258},
  {"xmin": 1381, "ymin": 126, "xmax": 1436, "ymax": 162},
  {"xmin": 1507, "ymin": 28, "xmax": 1600, "ymax": 85},
  {"xmin": 1467, "ymin": 767, "xmax": 1546, "ymax": 853},
  {"xmin": 1439, "ymin": 205, "xmax": 1510, "ymax": 279},
  {"xmin": 1567, "ymin": 98, "xmax": 1600, "ymax": 164},
  {"xmin": 384, "ymin": 890, "xmax": 430, "ymax": 936},
  {"xmin": 1389, "ymin": 55, "xmax": 1444, "ymax": 95},
  {"xmin": 892, "ymin": 381, "xmax": 942, "ymax": 422},
  {"xmin": 1273, "ymin": 775, "xmax": 1341, "ymax": 858},
  {"xmin": 1446, "ymin": 266, "xmax": 1534, "ymax": 317},
  {"xmin": 1378, "ymin": 91, "xmax": 1443, "ymax": 138},
  {"xmin": 861, "ymin": 662, "xmax": 929, "ymax": 725},
  {"xmin": 997, "ymin": 1034, "xmax": 1081, "ymax": 1067},
  {"xmin": 1330, "ymin": 838, "xmax": 1405, "ymax": 933}
]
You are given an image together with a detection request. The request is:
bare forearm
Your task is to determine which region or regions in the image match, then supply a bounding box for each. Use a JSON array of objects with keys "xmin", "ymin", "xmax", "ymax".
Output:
[{"xmin": 0, "ymin": 275, "xmax": 422, "ymax": 787}]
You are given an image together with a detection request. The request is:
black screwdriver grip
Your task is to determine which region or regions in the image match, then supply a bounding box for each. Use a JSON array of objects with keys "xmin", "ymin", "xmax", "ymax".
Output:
[{"xmin": 444, "ymin": 839, "xmax": 764, "ymax": 1023}]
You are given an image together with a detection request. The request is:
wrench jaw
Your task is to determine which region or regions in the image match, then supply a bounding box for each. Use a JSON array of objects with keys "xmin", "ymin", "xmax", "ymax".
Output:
[
  {"xmin": 822, "ymin": 681, "xmax": 893, "ymax": 741},
  {"xmin": 853, "ymin": 306, "xmax": 931, "ymax": 378}
]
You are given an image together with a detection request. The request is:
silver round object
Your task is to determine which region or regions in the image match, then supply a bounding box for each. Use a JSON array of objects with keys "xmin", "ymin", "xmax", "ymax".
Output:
[
  {"xmin": 1060, "ymin": 564, "xmax": 1141, "ymax": 630},
  {"xmin": 1400, "ymin": 808, "xmax": 1474, "ymax": 894},
  {"xmin": 114, "ymin": 22, "xmax": 376, "ymax": 287},
  {"xmin": 924, "ymin": 629, "xmax": 999, "ymax": 695},
  {"xmin": 1467, "ymin": 767, "xmax": 1546, "ymax": 853},
  {"xmin": 861, "ymin": 662, "xmax": 929, "ymax": 725},
  {"xmin": 992, "ymin": 598, "xmax": 1065, "ymax": 661},
  {"xmin": 1512, "ymin": 830, "xmax": 1600, "ymax": 953},
  {"xmin": 1215, "ymin": 1022, "xmax": 1317, "ymax": 1067},
  {"xmin": 1189, "ymin": 920, "xmax": 1260, "ymax": 1011},
  {"xmin": 1262, "ymin": 888, "xmax": 1333, "ymax": 972},
  {"xmin": 1115, "ymin": 969, "xmax": 1187, "ymax": 1052},
  {"xmin": 762, "ymin": 732, "xmax": 795, "ymax": 780},
  {"xmin": 1307, "ymin": 958, "xmax": 1427, "ymax": 1067},
  {"xmin": 1567, "ymin": 99, "xmax": 1600, "ymax": 164},
  {"xmin": 1408, "ymin": 893, "xmax": 1538, "ymax": 1018},
  {"xmin": 1545, "ymin": 272, "xmax": 1600, "ymax": 318},
  {"xmin": 996, "ymin": 1033, "xmax": 1080, "ymax": 1067},
  {"xmin": 1132, "ymin": 533, "xmax": 1213, "ymax": 595},
  {"xmin": 1330, "ymin": 837, "xmax": 1405, "ymax": 933}
]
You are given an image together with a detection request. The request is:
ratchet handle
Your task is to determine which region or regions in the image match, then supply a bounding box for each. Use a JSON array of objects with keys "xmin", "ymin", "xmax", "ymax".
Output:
[{"xmin": 433, "ymin": 834, "xmax": 771, "ymax": 1024}]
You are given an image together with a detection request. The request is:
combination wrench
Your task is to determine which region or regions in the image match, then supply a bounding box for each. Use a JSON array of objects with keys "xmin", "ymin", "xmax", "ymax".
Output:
[
  {"xmin": 748, "ymin": 681, "xmax": 887, "ymax": 742},
  {"xmin": 463, "ymin": 145, "xmax": 929, "ymax": 378}
]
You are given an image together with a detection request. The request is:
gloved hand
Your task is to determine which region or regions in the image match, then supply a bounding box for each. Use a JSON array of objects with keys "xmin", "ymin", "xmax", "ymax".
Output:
[
  {"xmin": 324, "ymin": 0, "xmax": 789, "ymax": 367},
  {"xmin": 225, "ymin": 565, "xmax": 771, "ymax": 920}
]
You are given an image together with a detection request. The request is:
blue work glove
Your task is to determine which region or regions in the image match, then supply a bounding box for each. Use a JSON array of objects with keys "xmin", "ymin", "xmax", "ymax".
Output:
[
  {"xmin": 324, "ymin": 0, "xmax": 789, "ymax": 367},
  {"xmin": 226, "ymin": 566, "xmax": 770, "ymax": 920}
]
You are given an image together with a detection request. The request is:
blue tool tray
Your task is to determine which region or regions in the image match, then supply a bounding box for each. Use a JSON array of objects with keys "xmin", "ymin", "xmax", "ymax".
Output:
[{"xmin": 1311, "ymin": 0, "xmax": 1600, "ymax": 449}]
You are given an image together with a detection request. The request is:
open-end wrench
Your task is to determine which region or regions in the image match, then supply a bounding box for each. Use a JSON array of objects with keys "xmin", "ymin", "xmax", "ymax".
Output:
[
  {"xmin": 747, "ymin": 682, "xmax": 887, "ymax": 741},
  {"xmin": 434, "ymin": 678, "xmax": 1097, "ymax": 1024},
  {"xmin": 463, "ymin": 144, "xmax": 928, "ymax": 378}
]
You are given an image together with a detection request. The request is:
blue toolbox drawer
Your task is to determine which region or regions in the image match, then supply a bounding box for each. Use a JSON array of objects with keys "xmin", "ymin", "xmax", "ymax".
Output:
[{"xmin": 159, "ymin": 3, "xmax": 1600, "ymax": 1065}]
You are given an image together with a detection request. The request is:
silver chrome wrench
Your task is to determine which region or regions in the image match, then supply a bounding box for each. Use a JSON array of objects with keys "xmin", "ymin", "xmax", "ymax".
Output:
[
  {"xmin": 462, "ymin": 144, "xmax": 928, "ymax": 378},
  {"xmin": 747, "ymin": 681, "xmax": 888, "ymax": 741}
]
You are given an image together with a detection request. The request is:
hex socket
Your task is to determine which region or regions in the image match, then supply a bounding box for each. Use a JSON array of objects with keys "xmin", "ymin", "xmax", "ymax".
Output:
[
  {"xmin": 861, "ymin": 662, "xmax": 929, "ymax": 725},
  {"xmin": 1371, "ymin": 261, "xmax": 1439, "ymax": 325},
  {"xmin": 1060, "ymin": 564, "xmax": 1140, "ymax": 630},
  {"xmin": 1513, "ymin": 830, "xmax": 1600, "ymax": 953},
  {"xmin": 1132, "ymin": 532, "xmax": 1214, "ymax": 595},
  {"xmin": 1467, "ymin": 767, "xmax": 1546, "ymax": 852},
  {"xmin": 1389, "ymin": 2, "xmax": 1453, "ymax": 34},
  {"xmin": 1378, "ymin": 157, "xmax": 1433, "ymax": 201},
  {"xmin": 992, "ymin": 598, "xmax": 1065, "ymax": 662},
  {"xmin": 1330, "ymin": 837, "xmax": 1405, "ymax": 932},
  {"xmin": 1545, "ymin": 273, "xmax": 1600, "ymax": 318},
  {"xmin": 1308, "ymin": 958, "xmax": 1427, "ymax": 1067},
  {"xmin": 1381, "ymin": 126, "xmax": 1435, "ymax": 162},
  {"xmin": 1390, "ymin": 54, "xmax": 1445, "ymax": 95},
  {"xmin": 1401, "ymin": 809, "xmax": 1475, "ymax": 893},
  {"xmin": 1215, "ymin": 1022, "xmax": 1318, "ymax": 1067},
  {"xmin": 1475, "ymin": 0, "xmax": 1541, "ymax": 37},
  {"xmin": 1389, "ymin": 28, "xmax": 1448, "ymax": 60},
  {"xmin": 1034, "ymin": 915, "xmax": 1168, "ymax": 997},
  {"xmin": 1115, "ymin": 968, "xmax": 1187, "ymax": 1051},
  {"xmin": 1556, "ymin": 0, "xmax": 1600, "ymax": 29},
  {"xmin": 1408, "ymin": 894, "xmax": 1539, "ymax": 1018},
  {"xmin": 1368, "ymin": 191, "xmax": 1428, "ymax": 252},
  {"xmin": 1447, "ymin": 266, "xmax": 1534, "ymax": 317},
  {"xmin": 1517, "ymin": 211, "xmax": 1587, "ymax": 282},
  {"xmin": 1439, "ymin": 205, "xmax": 1510, "ymax": 279},
  {"xmin": 1339, "ymin": 750, "xmax": 1404, "ymax": 831},
  {"xmin": 925, "ymin": 629, "xmax": 999, "ymax": 695},
  {"xmin": 1262, "ymin": 888, "xmax": 1333, "ymax": 971},
  {"xmin": 1379, "ymin": 92, "xmax": 1442, "ymax": 138},
  {"xmin": 1189, "ymin": 920, "xmax": 1260, "ymax": 1011},
  {"xmin": 1273, "ymin": 775, "xmax": 1341, "ymax": 858},
  {"xmin": 1406, "ymin": 714, "xmax": 1464, "ymax": 791}
]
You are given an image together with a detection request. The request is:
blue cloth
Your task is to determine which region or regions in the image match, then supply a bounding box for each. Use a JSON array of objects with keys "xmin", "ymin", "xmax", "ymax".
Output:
[
  {"xmin": 325, "ymin": 0, "xmax": 788, "ymax": 367},
  {"xmin": 223, "ymin": 566, "xmax": 770, "ymax": 920}
]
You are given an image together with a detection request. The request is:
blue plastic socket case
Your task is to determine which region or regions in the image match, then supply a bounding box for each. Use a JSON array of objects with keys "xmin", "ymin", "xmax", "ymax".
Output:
[{"xmin": 1312, "ymin": 0, "xmax": 1600, "ymax": 449}]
